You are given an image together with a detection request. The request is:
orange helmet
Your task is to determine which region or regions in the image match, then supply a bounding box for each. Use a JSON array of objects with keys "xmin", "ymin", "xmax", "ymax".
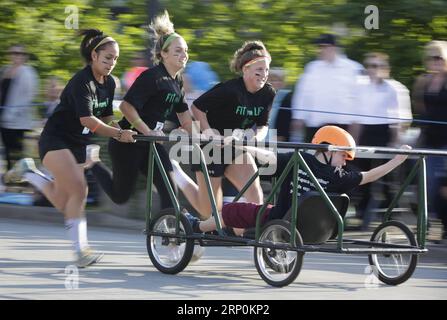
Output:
[{"xmin": 311, "ymin": 126, "xmax": 356, "ymax": 160}]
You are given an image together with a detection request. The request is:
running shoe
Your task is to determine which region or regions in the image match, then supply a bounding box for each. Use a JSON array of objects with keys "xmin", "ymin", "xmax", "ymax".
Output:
[
  {"xmin": 2, "ymin": 158, "xmax": 44, "ymax": 184},
  {"xmin": 75, "ymin": 248, "xmax": 104, "ymax": 268}
]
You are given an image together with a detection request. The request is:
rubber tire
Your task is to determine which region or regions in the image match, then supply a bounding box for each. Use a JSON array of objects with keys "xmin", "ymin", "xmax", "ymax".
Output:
[
  {"xmin": 147, "ymin": 209, "xmax": 194, "ymax": 274},
  {"xmin": 254, "ymin": 219, "xmax": 304, "ymax": 287},
  {"xmin": 368, "ymin": 220, "xmax": 418, "ymax": 286}
]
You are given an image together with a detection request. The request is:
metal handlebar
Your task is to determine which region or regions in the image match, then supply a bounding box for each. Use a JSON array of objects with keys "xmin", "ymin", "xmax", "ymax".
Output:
[{"xmin": 133, "ymin": 134, "xmax": 447, "ymax": 157}]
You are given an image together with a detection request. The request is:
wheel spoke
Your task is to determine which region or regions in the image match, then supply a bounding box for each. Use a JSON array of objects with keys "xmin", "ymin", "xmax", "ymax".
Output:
[
  {"xmin": 254, "ymin": 220, "xmax": 303, "ymax": 287},
  {"xmin": 368, "ymin": 221, "xmax": 418, "ymax": 285}
]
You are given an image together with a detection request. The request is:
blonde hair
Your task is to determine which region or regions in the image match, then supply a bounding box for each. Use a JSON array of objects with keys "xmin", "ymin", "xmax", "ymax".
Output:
[
  {"xmin": 229, "ymin": 40, "xmax": 271, "ymax": 73},
  {"xmin": 149, "ymin": 10, "xmax": 179, "ymax": 63},
  {"xmin": 424, "ymin": 40, "xmax": 447, "ymax": 68}
]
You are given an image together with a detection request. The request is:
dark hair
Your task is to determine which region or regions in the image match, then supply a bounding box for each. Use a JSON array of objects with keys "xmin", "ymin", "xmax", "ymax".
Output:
[
  {"xmin": 229, "ymin": 41, "xmax": 271, "ymax": 73},
  {"xmin": 314, "ymin": 34, "xmax": 337, "ymax": 46},
  {"xmin": 79, "ymin": 29, "xmax": 116, "ymax": 62}
]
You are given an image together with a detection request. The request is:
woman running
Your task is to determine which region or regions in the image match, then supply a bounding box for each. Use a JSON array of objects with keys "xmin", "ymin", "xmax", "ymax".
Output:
[
  {"xmin": 172, "ymin": 40, "xmax": 275, "ymax": 219},
  {"xmin": 86, "ymin": 11, "xmax": 194, "ymax": 210},
  {"xmin": 6, "ymin": 29, "xmax": 136, "ymax": 267}
]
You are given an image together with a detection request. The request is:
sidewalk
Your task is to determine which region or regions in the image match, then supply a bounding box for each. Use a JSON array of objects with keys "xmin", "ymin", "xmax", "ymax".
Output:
[{"xmin": 0, "ymin": 203, "xmax": 145, "ymax": 232}]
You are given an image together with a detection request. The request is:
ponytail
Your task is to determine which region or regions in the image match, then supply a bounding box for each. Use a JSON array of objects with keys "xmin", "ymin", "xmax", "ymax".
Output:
[
  {"xmin": 79, "ymin": 29, "xmax": 117, "ymax": 62},
  {"xmin": 148, "ymin": 11, "xmax": 181, "ymax": 64}
]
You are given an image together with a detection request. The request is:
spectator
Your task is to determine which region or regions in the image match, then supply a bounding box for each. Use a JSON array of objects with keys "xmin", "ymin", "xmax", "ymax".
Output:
[
  {"xmin": 290, "ymin": 34, "xmax": 363, "ymax": 143},
  {"xmin": 412, "ymin": 40, "xmax": 447, "ymax": 226},
  {"xmin": 42, "ymin": 76, "xmax": 63, "ymax": 120},
  {"xmin": 0, "ymin": 45, "xmax": 39, "ymax": 169},
  {"xmin": 183, "ymin": 61, "xmax": 219, "ymax": 109},
  {"xmin": 273, "ymin": 90, "xmax": 293, "ymax": 142},
  {"xmin": 121, "ymin": 51, "xmax": 148, "ymax": 93},
  {"xmin": 353, "ymin": 52, "xmax": 412, "ymax": 229},
  {"xmin": 266, "ymin": 67, "xmax": 291, "ymax": 142}
]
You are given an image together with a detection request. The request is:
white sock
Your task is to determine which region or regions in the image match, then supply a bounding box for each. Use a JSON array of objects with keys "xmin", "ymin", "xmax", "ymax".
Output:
[
  {"xmin": 171, "ymin": 159, "xmax": 197, "ymax": 189},
  {"xmin": 65, "ymin": 217, "xmax": 89, "ymax": 253},
  {"xmin": 78, "ymin": 218, "xmax": 89, "ymax": 251},
  {"xmin": 24, "ymin": 172, "xmax": 51, "ymax": 191}
]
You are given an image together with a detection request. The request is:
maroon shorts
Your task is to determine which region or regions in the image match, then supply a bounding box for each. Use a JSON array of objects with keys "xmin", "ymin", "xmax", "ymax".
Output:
[{"xmin": 221, "ymin": 202, "xmax": 273, "ymax": 229}]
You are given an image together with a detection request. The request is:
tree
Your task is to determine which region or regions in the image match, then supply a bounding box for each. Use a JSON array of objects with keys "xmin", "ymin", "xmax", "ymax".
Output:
[
  {"xmin": 158, "ymin": 0, "xmax": 447, "ymax": 88},
  {"xmin": 0, "ymin": 0, "xmax": 148, "ymax": 89}
]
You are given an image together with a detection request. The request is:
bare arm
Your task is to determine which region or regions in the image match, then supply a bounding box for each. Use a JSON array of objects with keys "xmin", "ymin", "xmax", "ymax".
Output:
[
  {"xmin": 79, "ymin": 116, "xmax": 136, "ymax": 143},
  {"xmin": 191, "ymin": 104, "xmax": 211, "ymax": 131},
  {"xmin": 360, "ymin": 145, "xmax": 411, "ymax": 185},
  {"xmin": 176, "ymin": 110, "xmax": 199, "ymax": 135},
  {"xmin": 119, "ymin": 100, "xmax": 152, "ymax": 135},
  {"xmin": 100, "ymin": 115, "xmax": 120, "ymax": 128}
]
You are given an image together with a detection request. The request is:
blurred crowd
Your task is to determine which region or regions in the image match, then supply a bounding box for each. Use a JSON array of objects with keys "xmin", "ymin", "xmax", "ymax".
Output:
[{"xmin": 0, "ymin": 35, "xmax": 446, "ymax": 242}]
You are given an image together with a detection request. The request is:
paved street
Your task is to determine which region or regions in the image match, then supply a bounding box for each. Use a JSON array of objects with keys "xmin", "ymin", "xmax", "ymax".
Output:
[{"xmin": 1, "ymin": 218, "xmax": 446, "ymax": 300}]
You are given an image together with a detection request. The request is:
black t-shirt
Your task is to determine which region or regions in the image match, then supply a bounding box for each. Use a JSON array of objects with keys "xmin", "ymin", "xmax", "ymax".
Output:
[
  {"xmin": 193, "ymin": 77, "xmax": 275, "ymax": 135},
  {"xmin": 119, "ymin": 63, "xmax": 188, "ymax": 131},
  {"xmin": 423, "ymin": 78, "xmax": 447, "ymax": 148},
  {"xmin": 1, "ymin": 78, "xmax": 12, "ymax": 107},
  {"xmin": 44, "ymin": 65, "xmax": 115, "ymax": 145},
  {"xmin": 274, "ymin": 152, "xmax": 362, "ymax": 217}
]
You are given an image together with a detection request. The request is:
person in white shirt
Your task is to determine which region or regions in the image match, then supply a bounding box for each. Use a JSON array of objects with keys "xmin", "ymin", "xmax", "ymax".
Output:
[
  {"xmin": 354, "ymin": 52, "xmax": 412, "ymax": 146},
  {"xmin": 353, "ymin": 52, "xmax": 412, "ymax": 229},
  {"xmin": 0, "ymin": 45, "xmax": 39, "ymax": 170},
  {"xmin": 290, "ymin": 34, "xmax": 363, "ymax": 143}
]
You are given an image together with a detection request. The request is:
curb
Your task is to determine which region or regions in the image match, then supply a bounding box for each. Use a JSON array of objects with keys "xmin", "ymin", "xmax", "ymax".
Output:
[{"xmin": 0, "ymin": 204, "xmax": 145, "ymax": 232}]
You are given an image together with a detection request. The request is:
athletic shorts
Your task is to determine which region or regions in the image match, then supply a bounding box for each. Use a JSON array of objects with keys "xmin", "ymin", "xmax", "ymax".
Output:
[
  {"xmin": 190, "ymin": 144, "xmax": 246, "ymax": 177},
  {"xmin": 39, "ymin": 130, "xmax": 86, "ymax": 164},
  {"xmin": 221, "ymin": 202, "xmax": 273, "ymax": 229}
]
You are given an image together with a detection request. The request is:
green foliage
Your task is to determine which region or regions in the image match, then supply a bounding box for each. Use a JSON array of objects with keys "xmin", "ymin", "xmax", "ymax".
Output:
[
  {"xmin": 1, "ymin": 0, "xmax": 446, "ymax": 92},
  {"xmin": 159, "ymin": 0, "xmax": 447, "ymax": 88},
  {"xmin": 0, "ymin": 0, "xmax": 148, "ymax": 91}
]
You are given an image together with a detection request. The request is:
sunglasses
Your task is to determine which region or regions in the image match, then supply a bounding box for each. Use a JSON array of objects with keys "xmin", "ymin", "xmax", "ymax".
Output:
[
  {"xmin": 8, "ymin": 51, "xmax": 27, "ymax": 55},
  {"xmin": 365, "ymin": 63, "xmax": 387, "ymax": 69},
  {"xmin": 427, "ymin": 55, "xmax": 444, "ymax": 61}
]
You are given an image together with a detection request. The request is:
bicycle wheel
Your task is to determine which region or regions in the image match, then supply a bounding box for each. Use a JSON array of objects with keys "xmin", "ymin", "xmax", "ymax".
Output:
[
  {"xmin": 368, "ymin": 220, "xmax": 418, "ymax": 285},
  {"xmin": 147, "ymin": 209, "xmax": 194, "ymax": 274},
  {"xmin": 254, "ymin": 220, "xmax": 304, "ymax": 287}
]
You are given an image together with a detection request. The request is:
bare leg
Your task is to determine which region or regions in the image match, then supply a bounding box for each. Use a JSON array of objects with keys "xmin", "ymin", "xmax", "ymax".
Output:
[
  {"xmin": 171, "ymin": 159, "xmax": 200, "ymax": 208},
  {"xmin": 41, "ymin": 149, "xmax": 103, "ymax": 265},
  {"xmin": 225, "ymin": 152, "xmax": 263, "ymax": 204},
  {"xmin": 42, "ymin": 150, "xmax": 88, "ymax": 219},
  {"xmin": 195, "ymin": 173, "xmax": 223, "ymax": 219}
]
